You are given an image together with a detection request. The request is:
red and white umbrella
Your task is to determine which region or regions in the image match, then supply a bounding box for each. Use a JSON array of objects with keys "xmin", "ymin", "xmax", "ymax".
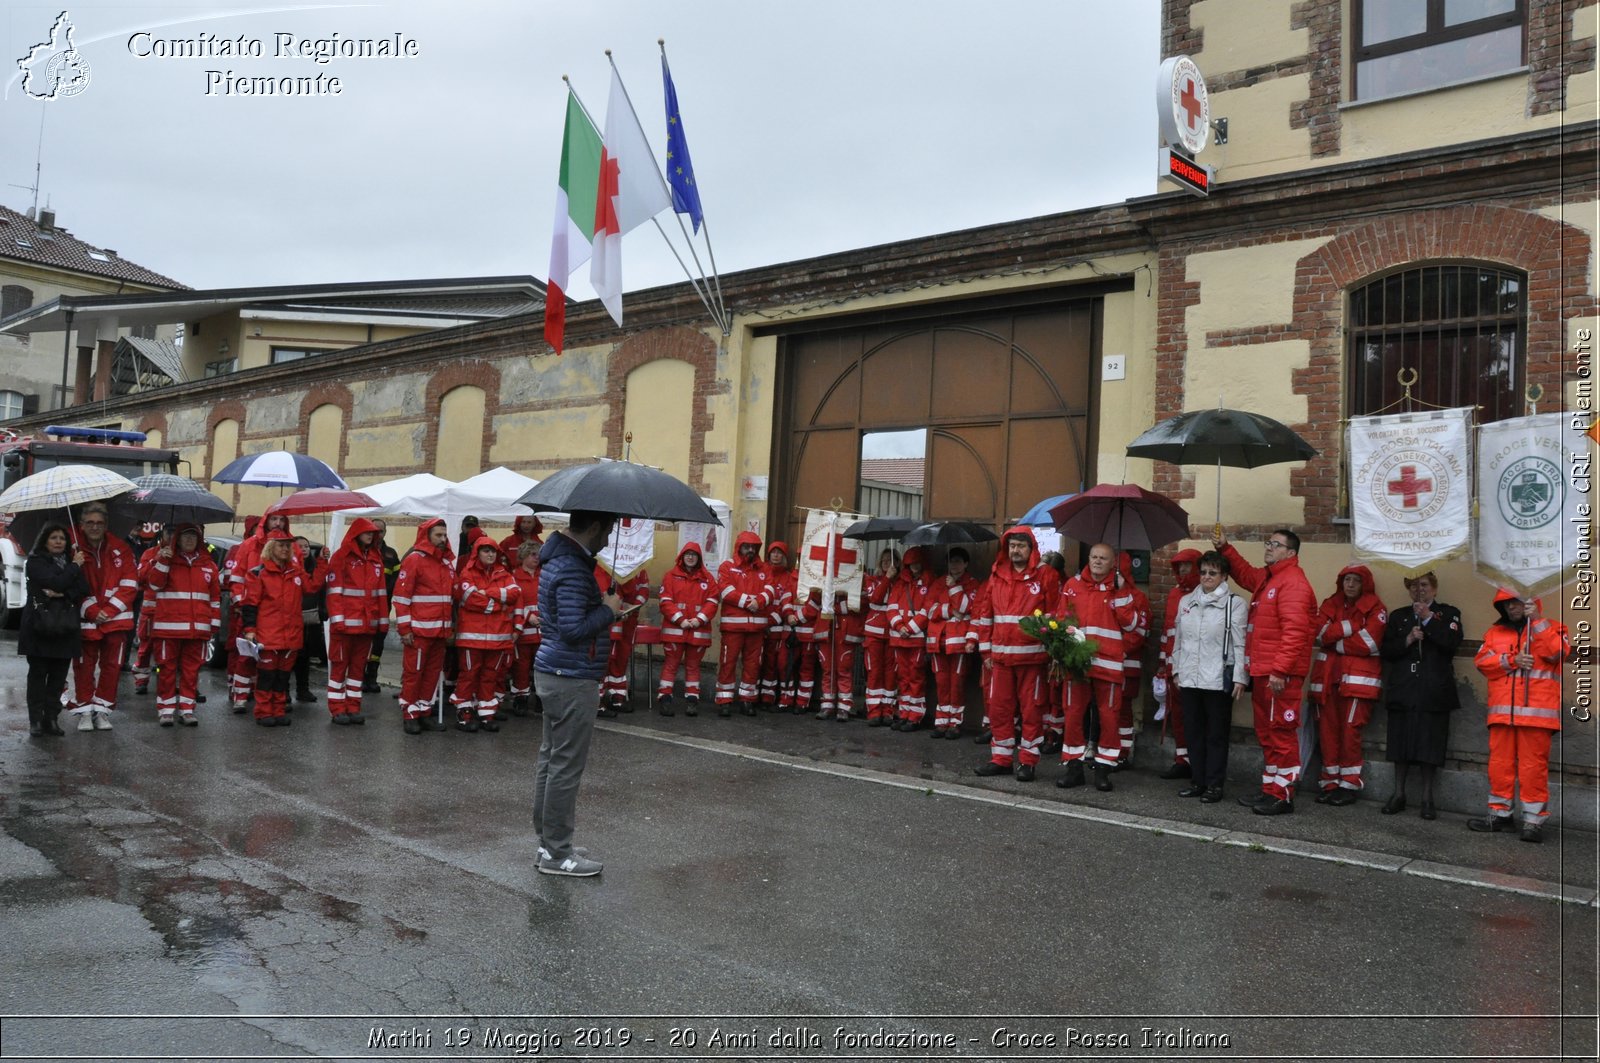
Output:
[{"xmin": 263, "ymin": 488, "xmax": 379, "ymax": 517}]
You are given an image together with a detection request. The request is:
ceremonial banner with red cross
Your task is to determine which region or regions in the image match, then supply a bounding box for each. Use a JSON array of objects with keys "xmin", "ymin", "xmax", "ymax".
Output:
[
  {"xmin": 1478, "ymin": 412, "xmax": 1590, "ymax": 594},
  {"xmin": 1347, "ymin": 407, "xmax": 1473, "ymax": 572},
  {"xmin": 597, "ymin": 516, "xmax": 656, "ymax": 581},
  {"xmin": 796, "ymin": 508, "xmax": 870, "ymax": 614}
]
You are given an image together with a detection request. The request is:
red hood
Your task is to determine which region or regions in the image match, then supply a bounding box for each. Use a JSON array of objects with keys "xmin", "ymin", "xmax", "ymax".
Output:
[
  {"xmin": 991, "ymin": 527, "xmax": 1042, "ymax": 582},
  {"xmin": 731, "ymin": 530, "xmax": 764, "ymax": 569},
  {"xmin": 899, "ymin": 546, "xmax": 927, "ymax": 582},
  {"xmin": 1325, "ymin": 562, "xmax": 1381, "ymax": 614},
  {"xmin": 674, "ymin": 541, "xmax": 707, "ymax": 577},
  {"xmin": 460, "ymin": 526, "xmax": 501, "ymax": 569},
  {"xmin": 242, "ymin": 515, "xmax": 261, "ymax": 537},
  {"xmin": 329, "ymin": 517, "xmax": 381, "ymax": 569},
  {"xmin": 1169, "ymin": 548, "xmax": 1203, "ymax": 592},
  {"xmin": 410, "ymin": 517, "xmax": 454, "ymax": 560},
  {"xmin": 512, "ymin": 515, "xmax": 544, "ymax": 539},
  {"xmin": 765, "ymin": 540, "xmax": 791, "ymax": 570}
]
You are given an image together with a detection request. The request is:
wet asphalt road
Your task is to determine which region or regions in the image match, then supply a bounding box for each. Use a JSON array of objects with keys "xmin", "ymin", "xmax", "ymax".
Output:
[{"xmin": 0, "ymin": 638, "xmax": 1594, "ymax": 1063}]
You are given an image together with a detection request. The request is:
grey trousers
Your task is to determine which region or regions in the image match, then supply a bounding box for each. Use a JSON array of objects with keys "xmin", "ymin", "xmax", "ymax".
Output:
[{"xmin": 532, "ymin": 670, "xmax": 600, "ymax": 861}]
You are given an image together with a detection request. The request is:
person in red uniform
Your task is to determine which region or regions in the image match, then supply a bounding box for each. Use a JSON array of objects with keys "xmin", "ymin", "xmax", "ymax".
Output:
[
  {"xmin": 498, "ymin": 515, "xmax": 544, "ymax": 562},
  {"xmin": 1215, "ymin": 528, "xmax": 1318, "ymax": 815},
  {"xmin": 1309, "ymin": 563, "xmax": 1386, "ymax": 804},
  {"xmin": 862, "ymin": 548, "xmax": 899, "ymax": 725},
  {"xmin": 393, "ymin": 518, "xmax": 455, "ymax": 734},
  {"xmin": 1155, "ymin": 548, "xmax": 1203, "ymax": 779},
  {"xmin": 658, "ymin": 542, "xmax": 718, "ymax": 715},
  {"xmin": 924, "ymin": 547, "xmax": 980, "ymax": 738},
  {"xmin": 1115, "ymin": 552, "xmax": 1151, "ymax": 768},
  {"xmin": 505, "ymin": 539, "xmax": 542, "ymax": 717},
  {"xmin": 783, "ymin": 569, "xmax": 820, "ymax": 713},
  {"xmin": 238, "ymin": 529, "xmax": 305, "ymax": 727},
  {"xmin": 597, "ymin": 564, "xmax": 651, "ymax": 716},
  {"xmin": 887, "ymin": 547, "xmax": 932, "ymax": 730},
  {"xmin": 128, "ymin": 521, "xmax": 164, "ymax": 696},
  {"xmin": 974, "ymin": 528, "xmax": 1061, "ymax": 780},
  {"xmin": 1471, "ymin": 590, "xmax": 1570, "ymax": 843},
  {"xmin": 715, "ymin": 531, "xmax": 771, "ymax": 717},
  {"xmin": 226, "ymin": 513, "xmax": 303, "ymax": 713},
  {"xmin": 68, "ymin": 501, "xmax": 138, "ymax": 731},
  {"xmin": 1057, "ymin": 543, "xmax": 1140, "ymax": 791},
  {"xmin": 323, "ymin": 516, "xmax": 389, "ymax": 725},
  {"xmin": 223, "ymin": 514, "xmax": 261, "ymax": 711},
  {"xmin": 758, "ymin": 542, "xmax": 797, "ymax": 709},
  {"xmin": 141, "ymin": 524, "xmax": 221, "ymax": 726},
  {"xmin": 454, "ymin": 535, "xmax": 521, "ymax": 732}
]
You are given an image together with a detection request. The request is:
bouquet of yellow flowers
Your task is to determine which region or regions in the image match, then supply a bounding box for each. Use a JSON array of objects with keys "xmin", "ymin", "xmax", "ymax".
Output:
[{"xmin": 1017, "ymin": 608, "xmax": 1099, "ymax": 680}]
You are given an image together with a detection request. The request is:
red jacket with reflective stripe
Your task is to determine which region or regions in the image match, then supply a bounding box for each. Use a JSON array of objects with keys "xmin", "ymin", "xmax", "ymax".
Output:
[
  {"xmin": 75, "ymin": 531, "xmax": 138, "ymax": 638},
  {"xmin": 511, "ymin": 564, "xmax": 541, "ymax": 646},
  {"xmin": 660, "ymin": 545, "xmax": 718, "ymax": 647},
  {"xmin": 393, "ymin": 520, "xmax": 455, "ymax": 639},
  {"xmin": 1476, "ymin": 604, "xmax": 1568, "ymax": 731},
  {"xmin": 887, "ymin": 550, "xmax": 932, "ymax": 650},
  {"xmin": 239, "ymin": 557, "xmax": 306, "ymax": 651},
  {"xmin": 455, "ymin": 556, "xmax": 520, "ymax": 650},
  {"xmin": 979, "ymin": 530, "xmax": 1061, "ymax": 666},
  {"xmin": 924, "ymin": 571, "xmax": 981, "ymax": 653},
  {"xmin": 324, "ymin": 518, "xmax": 390, "ymax": 636},
  {"xmin": 139, "ymin": 547, "xmax": 221, "ymax": 640},
  {"xmin": 598, "ymin": 568, "xmax": 650, "ymax": 642},
  {"xmin": 1219, "ymin": 543, "xmax": 1318, "ymax": 680},
  {"xmin": 717, "ymin": 531, "xmax": 773, "ymax": 632},
  {"xmin": 1310, "ymin": 564, "xmax": 1386, "ymax": 703},
  {"xmin": 863, "ymin": 571, "xmax": 894, "ymax": 640},
  {"xmin": 1059, "ymin": 565, "xmax": 1140, "ymax": 683}
]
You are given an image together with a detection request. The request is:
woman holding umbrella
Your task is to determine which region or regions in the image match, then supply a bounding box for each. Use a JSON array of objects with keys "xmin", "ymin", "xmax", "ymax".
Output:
[{"xmin": 19, "ymin": 523, "xmax": 91, "ymax": 736}]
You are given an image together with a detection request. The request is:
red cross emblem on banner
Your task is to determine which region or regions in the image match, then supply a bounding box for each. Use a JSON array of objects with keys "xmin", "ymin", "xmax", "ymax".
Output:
[
  {"xmin": 1386, "ymin": 465, "xmax": 1434, "ymax": 509},
  {"xmin": 809, "ymin": 534, "xmax": 858, "ymax": 576}
]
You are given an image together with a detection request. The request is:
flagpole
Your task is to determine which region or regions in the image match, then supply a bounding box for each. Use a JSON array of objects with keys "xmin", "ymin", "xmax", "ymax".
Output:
[
  {"xmin": 660, "ymin": 41, "xmax": 730, "ymax": 331},
  {"xmin": 609, "ymin": 49, "xmax": 729, "ymax": 336}
]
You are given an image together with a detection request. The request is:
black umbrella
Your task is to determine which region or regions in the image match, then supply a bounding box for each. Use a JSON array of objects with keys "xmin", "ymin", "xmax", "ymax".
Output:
[
  {"xmin": 900, "ymin": 520, "xmax": 999, "ymax": 547},
  {"xmin": 515, "ymin": 460, "xmax": 722, "ymax": 525},
  {"xmin": 841, "ymin": 515, "xmax": 920, "ymax": 540},
  {"xmin": 1125, "ymin": 407, "xmax": 1316, "ymax": 530},
  {"xmin": 111, "ymin": 474, "xmax": 236, "ymax": 528}
]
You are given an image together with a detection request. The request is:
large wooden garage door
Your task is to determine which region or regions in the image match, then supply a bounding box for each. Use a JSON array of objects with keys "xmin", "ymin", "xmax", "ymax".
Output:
[{"xmin": 773, "ymin": 296, "xmax": 1102, "ymax": 551}]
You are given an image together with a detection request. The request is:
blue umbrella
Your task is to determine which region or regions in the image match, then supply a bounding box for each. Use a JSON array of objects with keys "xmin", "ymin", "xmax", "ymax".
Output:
[
  {"xmin": 212, "ymin": 451, "xmax": 347, "ymax": 490},
  {"xmin": 1015, "ymin": 493, "xmax": 1075, "ymax": 527}
]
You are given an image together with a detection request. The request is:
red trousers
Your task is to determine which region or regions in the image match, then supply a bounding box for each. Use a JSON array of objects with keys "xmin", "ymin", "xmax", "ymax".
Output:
[
  {"xmin": 758, "ymin": 637, "xmax": 790, "ymax": 704},
  {"xmin": 817, "ymin": 637, "xmax": 856, "ymax": 716},
  {"xmin": 1252, "ymin": 677, "xmax": 1306, "ymax": 801},
  {"xmin": 1117, "ymin": 671, "xmax": 1141, "ymax": 762},
  {"xmin": 893, "ymin": 647, "xmax": 927, "ymax": 721},
  {"xmin": 863, "ymin": 637, "xmax": 896, "ymax": 719},
  {"xmin": 72, "ymin": 632, "xmax": 128, "ymax": 712},
  {"xmin": 716, "ymin": 629, "xmax": 764, "ymax": 704},
  {"xmin": 327, "ymin": 632, "xmax": 374, "ymax": 718},
  {"xmin": 1063, "ymin": 676, "xmax": 1123, "ymax": 766},
  {"xmin": 133, "ymin": 611, "xmax": 155, "ymax": 685},
  {"xmin": 930, "ymin": 652, "xmax": 968, "ymax": 729},
  {"xmin": 154, "ymin": 638, "xmax": 206, "ymax": 716},
  {"xmin": 787, "ymin": 643, "xmax": 817, "ymax": 708},
  {"xmin": 602, "ymin": 634, "xmax": 636, "ymax": 704},
  {"xmin": 399, "ymin": 637, "xmax": 448, "ymax": 718},
  {"xmin": 985, "ymin": 661, "xmax": 1046, "ymax": 767},
  {"xmin": 255, "ymin": 649, "xmax": 297, "ymax": 720},
  {"xmin": 508, "ymin": 642, "xmax": 538, "ymax": 697},
  {"xmin": 227, "ymin": 612, "xmax": 255, "ymax": 706},
  {"xmin": 1164, "ymin": 677, "xmax": 1190, "ymax": 764},
  {"xmin": 1317, "ymin": 695, "xmax": 1374, "ymax": 792},
  {"xmin": 661, "ymin": 642, "xmax": 709, "ymax": 699},
  {"xmin": 1487, "ymin": 724, "xmax": 1554, "ymax": 825},
  {"xmin": 453, "ymin": 647, "xmax": 508, "ymax": 719}
]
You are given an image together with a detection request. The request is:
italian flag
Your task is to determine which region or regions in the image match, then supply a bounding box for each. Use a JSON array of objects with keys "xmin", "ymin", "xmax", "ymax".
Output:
[
  {"xmin": 591, "ymin": 66, "xmax": 671, "ymax": 328},
  {"xmin": 544, "ymin": 92, "xmax": 603, "ymax": 354}
]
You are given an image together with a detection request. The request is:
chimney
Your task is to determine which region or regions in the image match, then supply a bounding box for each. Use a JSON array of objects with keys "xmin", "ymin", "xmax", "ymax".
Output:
[{"xmin": 37, "ymin": 208, "xmax": 55, "ymax": 231}]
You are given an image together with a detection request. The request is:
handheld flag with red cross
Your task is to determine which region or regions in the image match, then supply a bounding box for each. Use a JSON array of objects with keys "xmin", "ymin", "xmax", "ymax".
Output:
[{"xmin": 796, "ymin": 507, "xmax": 869, "ymax": 615}]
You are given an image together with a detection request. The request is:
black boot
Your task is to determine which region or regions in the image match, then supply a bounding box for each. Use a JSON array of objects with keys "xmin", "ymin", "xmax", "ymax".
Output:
[
  {"xmin": 509, "ymin": 694, "xmax": 530, "ymax": 717},
  {"xmin": 1056, "ymin": 760, "xmax": 1086, "ymax": 789},
  {"xmin": 1093, "ymin": 763, "xmax": 1114, "ymax": 792},
  {"xmin": 362, "ymin": 660, "xmax": 382, "ymax": 693}
]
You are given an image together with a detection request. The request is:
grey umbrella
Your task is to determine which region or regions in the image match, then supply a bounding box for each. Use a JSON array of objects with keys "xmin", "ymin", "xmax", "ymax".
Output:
[
  {"xmin": 515, "ymin": 460, "xmax": 722, "ymax": 525},
  {"xmin": 113, "ymin": 474, "xmax": 236, "ymax": 528}
]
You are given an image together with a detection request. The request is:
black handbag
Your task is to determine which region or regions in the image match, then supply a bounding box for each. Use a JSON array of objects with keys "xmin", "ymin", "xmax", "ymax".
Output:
[{"xmin": 31, "ymin": 596, "xmax": 79, "ymax": 639}]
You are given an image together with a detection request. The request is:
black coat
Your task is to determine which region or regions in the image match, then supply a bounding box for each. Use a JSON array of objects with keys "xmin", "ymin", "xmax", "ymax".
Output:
[
  {"xmin": 1380, "ymin": 598, "xmax": 1464, "ymax": 712},
  {"xmin": 18, "ymin": 554, "xmax": 92, "ymax": 659}
]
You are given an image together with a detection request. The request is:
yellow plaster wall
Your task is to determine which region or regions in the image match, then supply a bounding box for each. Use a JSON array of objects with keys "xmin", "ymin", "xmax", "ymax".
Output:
[
  {"xmin": 183, "ymin": 311, "xmax": 245, "ymax": 380},
  {"xmin": 1540, "ymin": 200, "xmax": 1600, "ymax": 293},
  {"xmin": 305, "ymin": 404, "xmax": 343, "ymax": 469},
  {"xmin": 1096, "ymin": 285, "xmax": 1161, "ymax": 487},
  {"xmin": 1339, "ymin": 74, "xmax": 1572, "ymax": 165},
  {"xmin": 1573, "ymin": 4, "xmax": 1600, "ymax": 116},
  {"xmin": 435, "ymin": 386, "xmax": 486, "ymax": 481},
  {"xmin": 345, "ymin": 425, "xmax": 424, "ymax": 470},
  {"xmin": 623, "ymin": 359, "xmax": 695, "ymax": 483},
  {"xmin": 1192, "ymin": 0, "xmax": 1306, "ymax": 72},
  {"xmin": 208, "ymin": 418, "xmax": 239, "ymax": 481},
  {"xmin": 490, "ymin": 406, "xmax": 608, "ymax": 473},
  {"xmin": 1187, "ymin": 238, "xmax": 1329, "ymax": 340},
  {"xmin": 1200, "ymin": 74, "xmax": 1311, "ymax": 183}
]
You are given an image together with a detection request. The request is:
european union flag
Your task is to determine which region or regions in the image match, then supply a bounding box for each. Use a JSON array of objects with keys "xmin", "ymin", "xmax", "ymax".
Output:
[{"xmin": 662, "ymin": 55, "xmax": 704, "ymax": 233}]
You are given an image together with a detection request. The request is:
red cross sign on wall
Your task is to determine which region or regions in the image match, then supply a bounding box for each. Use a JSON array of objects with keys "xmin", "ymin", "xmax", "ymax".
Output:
[
  {"xmin": 809, "ymin": 534, "xmax": 858, "ymax": 576},
  {"xmin": 1179, "ymin": 77, "xmax": 1203, "ymax": 131},
  {"xmin": 1386, "ymin": 465, "xmax": 1434, "ymax": 509}
]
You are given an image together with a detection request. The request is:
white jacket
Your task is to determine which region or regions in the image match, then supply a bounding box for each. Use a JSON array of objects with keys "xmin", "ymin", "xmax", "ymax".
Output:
[{"xmin": 1171, "ymin": 583, "xmax": 1248, "ymax": 692}]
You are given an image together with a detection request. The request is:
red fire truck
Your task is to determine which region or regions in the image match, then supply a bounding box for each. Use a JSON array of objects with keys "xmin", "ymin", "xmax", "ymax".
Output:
[{"xmin": 0, "ymin": 425, "xmax": 180, "ymax": 627}]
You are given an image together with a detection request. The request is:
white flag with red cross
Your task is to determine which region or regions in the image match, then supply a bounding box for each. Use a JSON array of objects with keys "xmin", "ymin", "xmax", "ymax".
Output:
[
  {"xmin": 1347, "ymin": 407, "xmax": 1473, "ymax": 572},
  {"xmin": 796, "ymin": 508, "xmax": 869, "ymax": 615},
  {"xmin": 597, "ymin": 516, "xmax": 656, "ymax": 581}
]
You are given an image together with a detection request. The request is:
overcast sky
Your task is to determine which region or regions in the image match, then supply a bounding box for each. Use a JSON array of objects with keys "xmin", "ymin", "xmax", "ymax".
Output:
[{"xmin": 1, "ymin": 0, "xmax": 1159, "ymax": 299}]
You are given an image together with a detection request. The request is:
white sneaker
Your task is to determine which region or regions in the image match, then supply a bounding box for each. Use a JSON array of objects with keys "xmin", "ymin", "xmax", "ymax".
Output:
[
  {"xmin": 76, "ymin": 712, "xmax": 95, "ymax": 732},
  {"xmin": 538, "ymin": 853, "xmax": 603, "ymax": 877},
  {"xmin": 93, "ymin": 710, "xmax": 113, "ymax": 731}
]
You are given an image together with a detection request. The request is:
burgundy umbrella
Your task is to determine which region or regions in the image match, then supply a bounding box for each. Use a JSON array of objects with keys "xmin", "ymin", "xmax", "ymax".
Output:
[
  {"xmin": 263, "ymin": 488, "xmax": 379, "ymax": 517},
  {"xmin": 1049, "ymin": 484, "xmax": 1190, "ymax": 552}
]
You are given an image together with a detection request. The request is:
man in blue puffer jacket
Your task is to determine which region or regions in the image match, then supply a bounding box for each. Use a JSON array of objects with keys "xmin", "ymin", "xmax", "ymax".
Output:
[{"xmin": 533, "ymin": 510, "xmax": 625, "ymax": 877}]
